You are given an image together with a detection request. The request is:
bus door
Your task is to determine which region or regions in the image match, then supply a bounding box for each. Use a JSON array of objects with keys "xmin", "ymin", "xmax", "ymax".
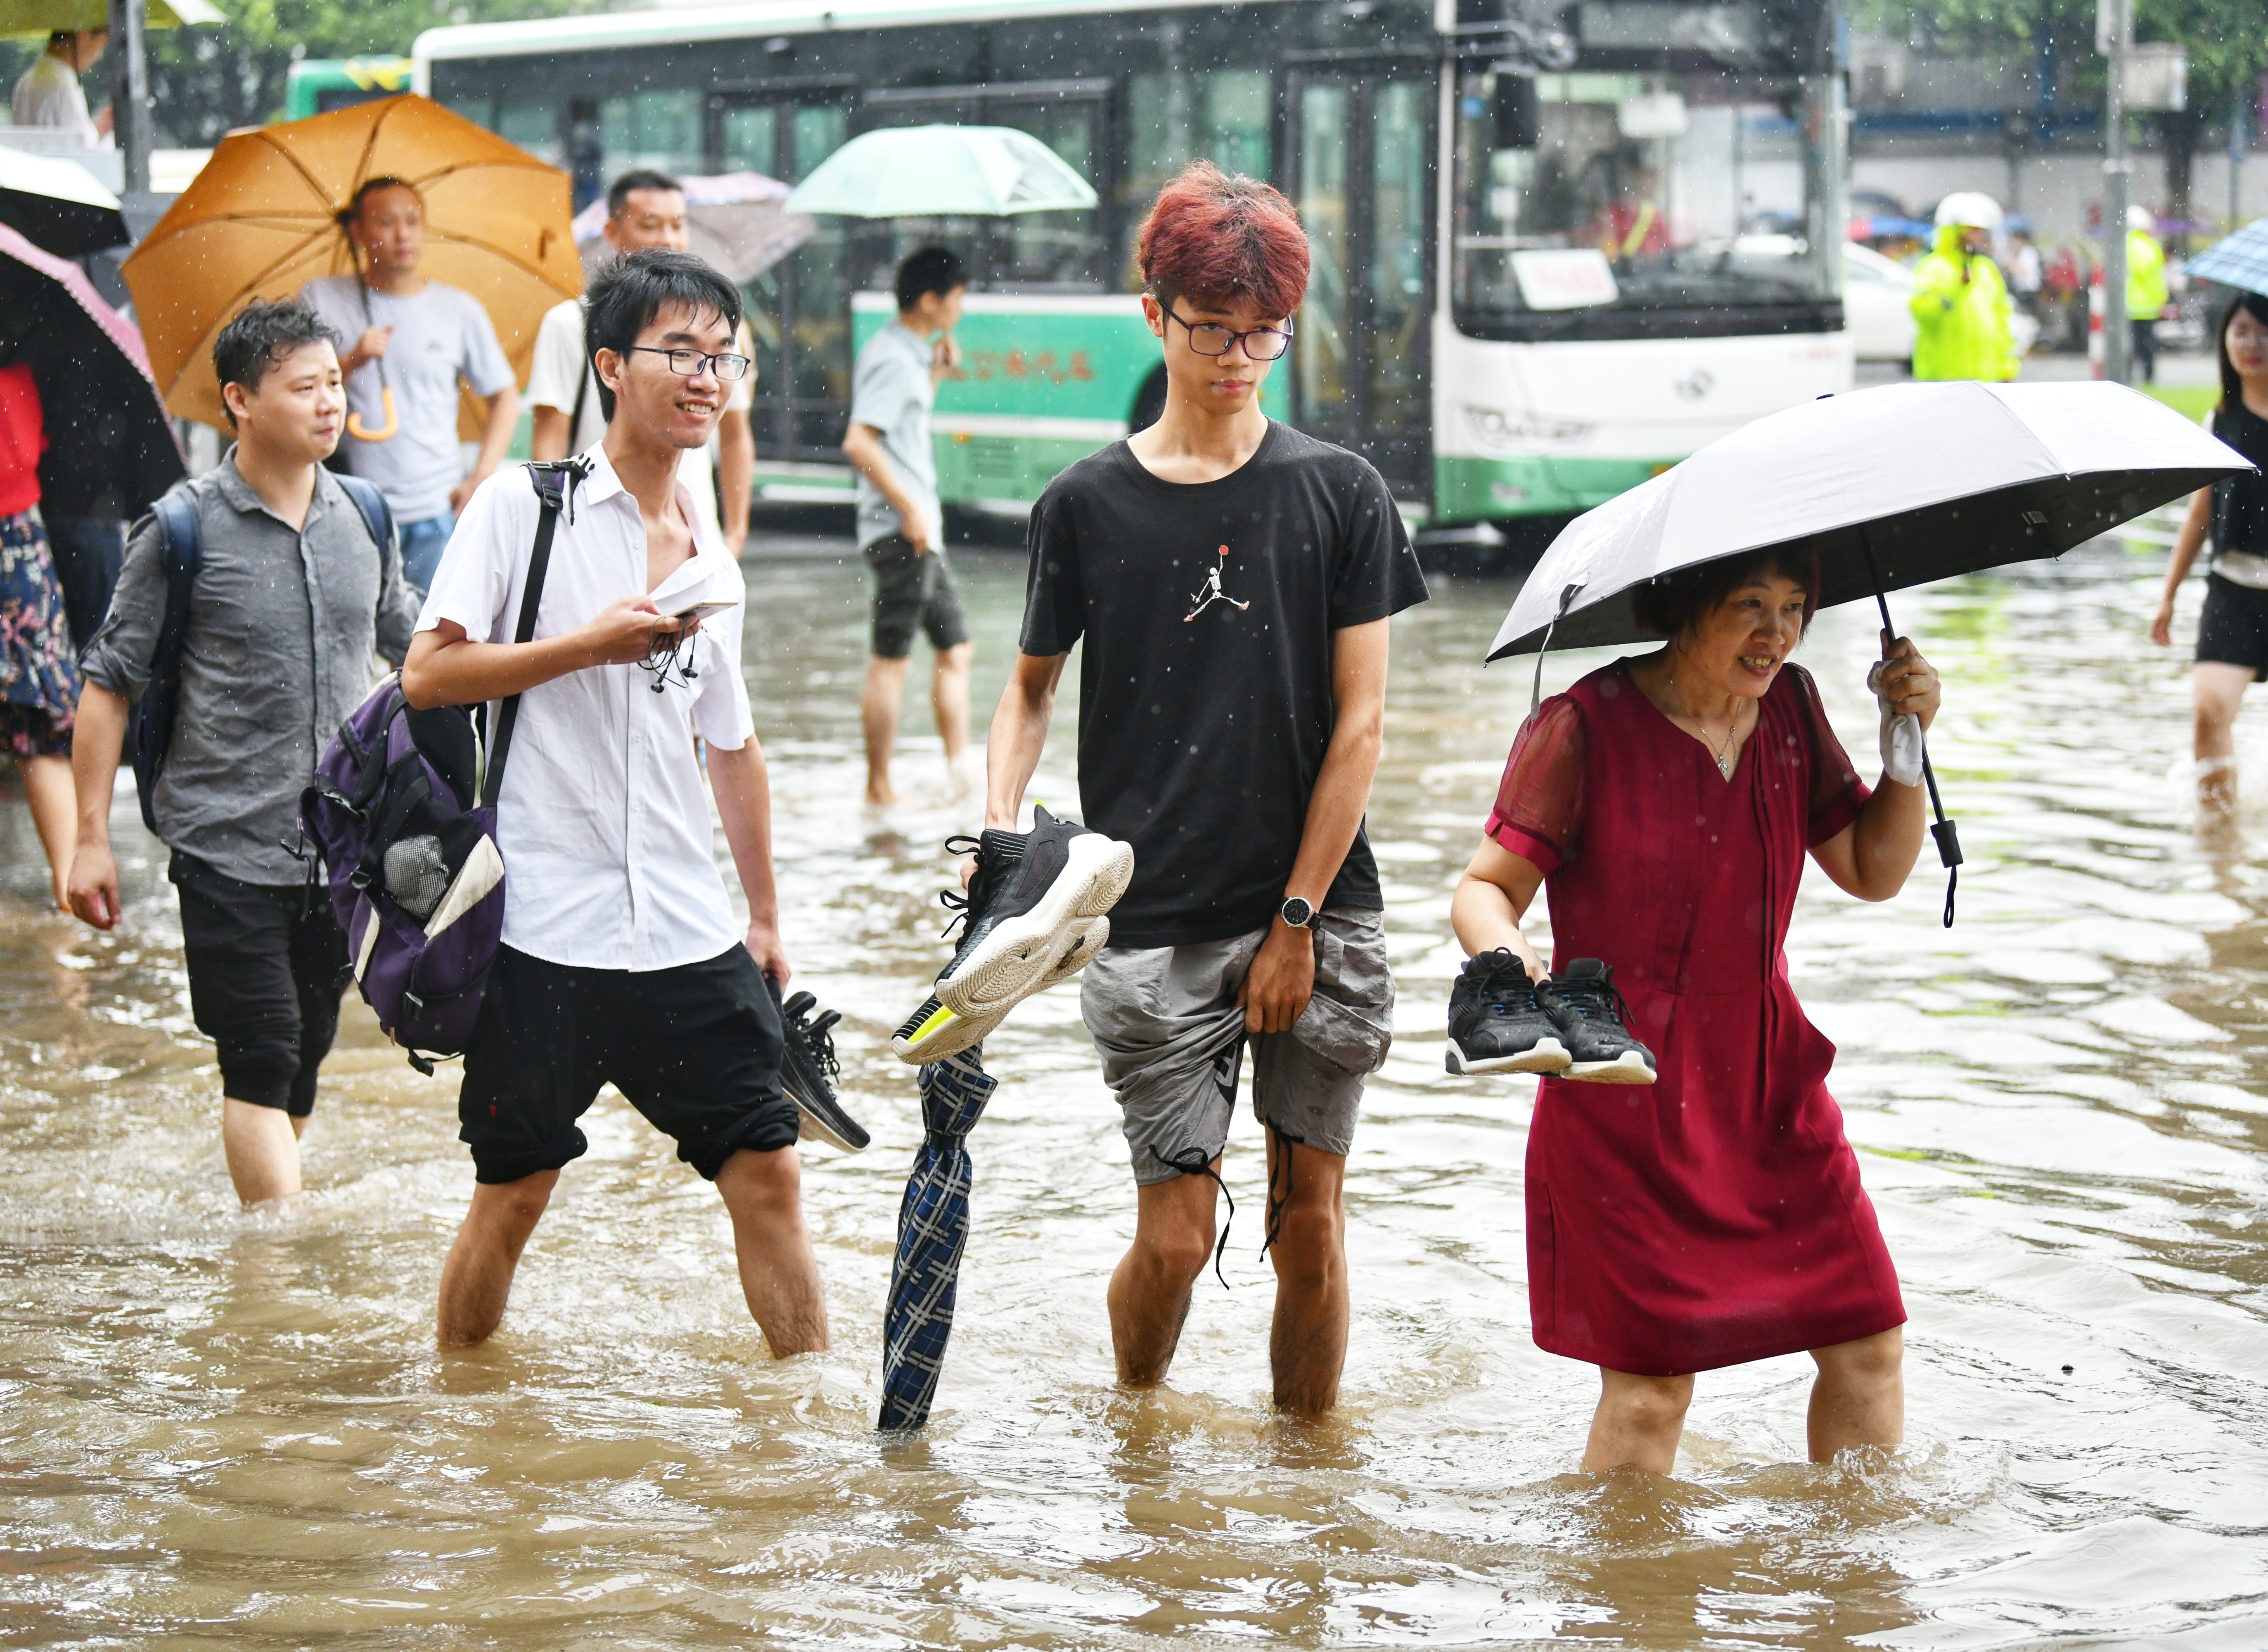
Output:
[
  {"xmin": 710, "ymin": 84, "xmax": 856, "ymax": 461},
  {"xmin": 1285, "ymin": 66, "xmax": 1434, "ymax": 500}
]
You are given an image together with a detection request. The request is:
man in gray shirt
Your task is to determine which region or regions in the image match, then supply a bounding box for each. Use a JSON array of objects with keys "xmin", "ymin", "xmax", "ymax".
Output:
[
  {"xmin": 843, "ymin": 246, "xmax": 973, "ymax": 806},
  {"xmin": 69, "ymin": 301, "xmax": 418, "ymax": 1206}
]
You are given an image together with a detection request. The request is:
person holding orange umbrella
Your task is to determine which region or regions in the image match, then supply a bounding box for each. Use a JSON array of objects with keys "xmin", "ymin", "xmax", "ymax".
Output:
[{"xmin": 299, "ymin": 177, "xmax": 519, "ymax": 591}]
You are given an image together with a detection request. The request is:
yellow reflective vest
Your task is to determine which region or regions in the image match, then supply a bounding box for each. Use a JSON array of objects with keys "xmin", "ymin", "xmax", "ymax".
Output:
[
  {"xmin": 1908, "ymin": 227, "xmax": 2018, "ymax": 382},
  {"xmin": 2127, "ymin": 229, "xmax": 2169, "ymax": 319}
]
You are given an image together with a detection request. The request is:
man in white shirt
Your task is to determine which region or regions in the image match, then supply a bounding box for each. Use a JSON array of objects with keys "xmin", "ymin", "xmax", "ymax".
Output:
[
  {"xmin": 528, "ymin": 171, "xmax": 756, "ymax": 554},
  {"xmin": 301, "ymin": 178, "xmax": 521, "ymax": 591},
  {"xmin": 11, "ymin": 30, "xmax": 110, "ymax": 145},
  {"xmin": 402, "ymin": 250, "xmax": 829, "ymax": 1353}
]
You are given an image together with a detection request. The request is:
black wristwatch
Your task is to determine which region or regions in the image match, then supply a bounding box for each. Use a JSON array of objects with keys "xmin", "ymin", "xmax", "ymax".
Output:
[{"xmin": 1280, "ymin": 896, "xmax": 1316, "ymax": 930}]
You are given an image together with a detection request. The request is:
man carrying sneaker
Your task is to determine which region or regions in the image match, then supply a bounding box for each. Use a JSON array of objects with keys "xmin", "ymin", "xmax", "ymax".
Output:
[
  {"xmin": 401, "ymin": 249, "xmax": 858, "ymax": 1352},
  {"xmin": 979, "ymin": 162, "xmax": 1427, "ymax": 1415}
]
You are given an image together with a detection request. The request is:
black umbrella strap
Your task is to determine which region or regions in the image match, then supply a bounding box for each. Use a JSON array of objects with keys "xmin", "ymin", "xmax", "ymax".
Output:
[
  {"xmin": 1530, "ymin": 583, "xmax": 1584, "ymax": 719},
  {"xmin": 1150, "ymin": 1146, "xmax": 1234, "ymax": 1290},
  {"xmin": 1262, "ymin": 1120, "xmax": 1308, "ymax": 1261}
]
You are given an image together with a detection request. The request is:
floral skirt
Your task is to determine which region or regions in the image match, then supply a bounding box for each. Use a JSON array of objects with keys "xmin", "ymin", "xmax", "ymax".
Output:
[{"xmin": 0, "ymin": 507, "xmax": 78, "ymax": 759}]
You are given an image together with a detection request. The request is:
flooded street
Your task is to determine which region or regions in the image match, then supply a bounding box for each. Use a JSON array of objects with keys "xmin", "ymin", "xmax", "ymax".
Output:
[{"xmin": 2, "ymin": 525, "xmax": 2265, "ymax": 1648}]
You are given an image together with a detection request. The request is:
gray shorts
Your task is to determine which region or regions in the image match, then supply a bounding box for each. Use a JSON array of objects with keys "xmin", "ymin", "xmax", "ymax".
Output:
[
  {"xmin": 1081, "ymin": 908, "xmax": 1395, "ymax": 1186},
  {"xmin": 863, "ymin": 532, "xmax": 970, "ymax": 659}
]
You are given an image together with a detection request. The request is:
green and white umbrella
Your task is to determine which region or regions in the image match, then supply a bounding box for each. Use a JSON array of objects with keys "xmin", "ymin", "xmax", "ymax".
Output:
[{"xmin": 783, "ymin": 124, "xmax": 1097, "ymax": 218}]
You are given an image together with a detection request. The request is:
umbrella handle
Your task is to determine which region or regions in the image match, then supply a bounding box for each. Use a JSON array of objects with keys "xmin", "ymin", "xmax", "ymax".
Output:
[
  {"xmin": 346, "ymin": 386, "xmax": 398, "ymax": 443},
  {"xmin": 1865, "ymin": 545, "xmax": 1963, "ymax": 928}
]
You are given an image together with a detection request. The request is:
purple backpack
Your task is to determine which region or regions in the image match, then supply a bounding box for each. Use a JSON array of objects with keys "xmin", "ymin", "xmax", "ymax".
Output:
[{"xmin": 298, "ymin": 461, "xmax": 581, "ymax": 1072}]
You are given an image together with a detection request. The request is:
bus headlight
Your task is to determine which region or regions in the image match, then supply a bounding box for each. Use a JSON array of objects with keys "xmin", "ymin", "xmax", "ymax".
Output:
[{"xmin": 1465, "ymin": 404, "xmax": 1594, "ymax": 450}]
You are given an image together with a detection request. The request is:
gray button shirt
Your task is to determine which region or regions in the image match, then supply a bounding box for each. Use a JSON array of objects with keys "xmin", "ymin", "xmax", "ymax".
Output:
[
  {"xmin": 81, "ymin": 452, "xmax": 421, "ymax": 886},
  {"xmin": 850, "ymin": 320, "xmax": 941, "ymax": 550}
]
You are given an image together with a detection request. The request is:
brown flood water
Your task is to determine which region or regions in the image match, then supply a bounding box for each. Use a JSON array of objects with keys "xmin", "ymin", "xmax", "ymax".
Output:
[{"xmin": 2, "ymin": 526, "xmax": 2265, "ymax": 1648}]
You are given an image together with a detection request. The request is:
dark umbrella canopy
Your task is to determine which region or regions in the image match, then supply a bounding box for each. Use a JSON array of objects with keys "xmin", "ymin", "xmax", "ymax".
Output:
[
  {"xmin": 0, "ymin": 225, "xmax": 184, "ymax": 521},
  {"xmin": 0, "ymin": 148, "xmax": 128, "ymax": 260},
  {"xmin": 879, "ymin": 1047, "xmax": 998, "ymax": 1432}
]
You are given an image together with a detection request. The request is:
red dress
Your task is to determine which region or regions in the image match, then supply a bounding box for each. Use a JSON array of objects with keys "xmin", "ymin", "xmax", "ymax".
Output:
[{"xmin": 1485, "ymin": 660, "xmax": 1905, "ymax": 1376}]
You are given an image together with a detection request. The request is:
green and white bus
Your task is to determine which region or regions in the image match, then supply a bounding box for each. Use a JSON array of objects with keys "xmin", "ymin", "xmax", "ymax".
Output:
[
  {"xmin": 285, "ymin": 57, "xmax": 417, "ymax": 123},
  {"xmin": 413, "ymin": 0, "xmax": 1850, "ymax": 534}
]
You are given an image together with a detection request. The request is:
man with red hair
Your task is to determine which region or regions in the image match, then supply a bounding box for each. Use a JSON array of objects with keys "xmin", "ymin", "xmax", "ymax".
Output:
[{"xmin": 977, "ymin": 162, "xmax": 1427, "ymax": 1414}]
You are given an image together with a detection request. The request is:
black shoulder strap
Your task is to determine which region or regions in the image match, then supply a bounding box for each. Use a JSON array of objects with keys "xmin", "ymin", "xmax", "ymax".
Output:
[
  {"xmin": 332, "ymin": 472, "xmax": 394, "ymax": 558},
  {"xmin": 479, "ymin": 459, "xmax": 587, "ymax": 809}
]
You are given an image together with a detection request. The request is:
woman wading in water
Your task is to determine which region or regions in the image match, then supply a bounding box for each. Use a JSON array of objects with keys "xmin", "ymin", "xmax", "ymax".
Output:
[
  {"xmin": 2150, "ymin": 292, "xmax": 2268, "ymax": 813},
  {"xmin": 1451, "ymin": 550, "xmax": 1941, "ymax": 1472}
]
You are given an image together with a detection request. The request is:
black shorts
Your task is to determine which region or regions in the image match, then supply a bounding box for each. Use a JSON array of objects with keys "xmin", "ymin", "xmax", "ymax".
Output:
[
  {"xmin": 457, "ymin": 943, "xmax": 801, "ymax": 1185},
  {"xmin": 864, "ymin": 532, "xmax": 969, "ymax": 659},
  {"xmin": 171, "ymin": 851, "xmax": 348, "ymax": 1116},
  {"xmin": 2197, "ymin": 572, "xmax": 2268, "ymax": 675}
]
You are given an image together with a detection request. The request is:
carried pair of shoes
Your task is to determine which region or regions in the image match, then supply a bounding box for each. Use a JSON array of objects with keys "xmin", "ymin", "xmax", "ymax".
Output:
[
  {"xmin": 1446, "ymin": 952, "xmax": 1656, "ymax": 1084},
  {"xmin": 768, "ymin": 975, "xmax": 871, "ymax": 1152},
  {"xmin": 894, "ymin": 804, "xmax": 1135, "ymax": 1063}
]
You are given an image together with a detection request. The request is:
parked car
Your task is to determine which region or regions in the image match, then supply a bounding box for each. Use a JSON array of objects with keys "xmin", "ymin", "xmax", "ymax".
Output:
[{"xmin": 1844, "ymin": 242, "xmax": 1917, "ymax": 364}]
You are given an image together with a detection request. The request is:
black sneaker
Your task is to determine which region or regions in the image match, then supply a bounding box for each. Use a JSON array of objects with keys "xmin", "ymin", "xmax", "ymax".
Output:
[
  {"xmin": 1446, "ymin": 949, "xmax": 1573, "ymax": 1076},
  {"xmin": 770, "ymin": 978, "xmax": 870, "ymax": 1151},
  {"xmin": 891, "ymin": 803, "xmax": 1134, "ymax": 1065},
  {"xmin": 1540, "ymin": 959, "xmax": 1657, "ymax": 1085}
]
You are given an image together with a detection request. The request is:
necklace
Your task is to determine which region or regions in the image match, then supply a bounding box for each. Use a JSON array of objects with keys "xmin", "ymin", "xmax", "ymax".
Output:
[{"xmin": 1665, "ymin": 668, "xmax": 1748, "ymax": 778}]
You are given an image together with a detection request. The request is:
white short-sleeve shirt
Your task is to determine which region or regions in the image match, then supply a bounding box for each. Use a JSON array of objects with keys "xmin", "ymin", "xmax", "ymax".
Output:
[
  {"xmin": 526, "ymin": 297, "xmax": 753, "ymax": 546},
  {"xmin": 415, "ymin": 449, "xmax": 756, "ymax": 972}
]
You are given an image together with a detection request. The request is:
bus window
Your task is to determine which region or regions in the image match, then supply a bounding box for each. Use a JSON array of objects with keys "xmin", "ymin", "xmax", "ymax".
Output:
[
  {"xmin": 1297, "ymin": 82, "xmax": 1352, "ymax": 420},
  {"xmin": 723, "ymin": 107, "xmax": 778, "ymax": 178},
  {"xmin": 1453, "ymin": 67, "xmax": 1832, "ymax": 330},
  {"xmin": 601, "ymin": 91, "xmax": 705, "ymax": 181},
  {"xmin": 1370, "ymin": 79, "xmax": 1428, "ymax": 430},
  {"xmin": 992, "ymin": 104, "xmax": 1103, "ymax": 287},
  {"xmin": 498, "ymin": 102, "xmax": 562, "ymax": 167},
  {"xmin": 1123, "ymin": 70, "xmax": 1271, "ymax": 286}
]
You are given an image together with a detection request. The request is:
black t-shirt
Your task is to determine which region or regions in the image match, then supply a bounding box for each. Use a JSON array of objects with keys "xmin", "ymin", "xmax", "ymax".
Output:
[
  {"xmin": 1019, "ymin": 421, "xmax": 1430, "ymax": 947},
  {"xmin": 2211, "ymin": 401, "xmax": 2268, "ymax": 553}
]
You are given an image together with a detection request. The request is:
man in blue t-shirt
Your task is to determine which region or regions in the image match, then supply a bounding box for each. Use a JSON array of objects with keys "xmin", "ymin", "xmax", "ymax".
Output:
[{"xmin": 842, "ymin": 246, "xmax": 973, "ymax": 805}]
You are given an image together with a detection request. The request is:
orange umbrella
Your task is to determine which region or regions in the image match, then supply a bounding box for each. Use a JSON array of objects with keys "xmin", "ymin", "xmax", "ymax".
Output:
[{"xmin": 123, "ymin": 94, "xmax": 580, "ymax": 431}]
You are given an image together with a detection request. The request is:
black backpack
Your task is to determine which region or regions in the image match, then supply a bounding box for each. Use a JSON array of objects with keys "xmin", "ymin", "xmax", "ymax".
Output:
[{"xmin": 128, "ymin": 473, "xmax": 392, "ymax": 833}]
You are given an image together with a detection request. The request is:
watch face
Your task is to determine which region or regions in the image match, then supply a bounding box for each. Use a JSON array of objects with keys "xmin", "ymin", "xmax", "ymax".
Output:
[{"xmin": 1282, "ymin": 897, "xmax": 1315, "ymax": 928}]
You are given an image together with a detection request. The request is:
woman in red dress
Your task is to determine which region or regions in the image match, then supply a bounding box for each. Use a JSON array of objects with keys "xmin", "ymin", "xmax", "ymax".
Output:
[{"xmin": 1452, "ymin": 547, "xmax": 1941, "ymax": 1473}]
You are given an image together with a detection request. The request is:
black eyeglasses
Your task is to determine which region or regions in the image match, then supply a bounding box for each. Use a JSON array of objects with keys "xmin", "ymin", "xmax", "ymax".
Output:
[
  {"xmin": 1164, "ymin": 306, "xmax": 1295, "ymax": 361},
  {"xmin": 625, "ymin": 346, "xmax": 752, "ymax": 381}
]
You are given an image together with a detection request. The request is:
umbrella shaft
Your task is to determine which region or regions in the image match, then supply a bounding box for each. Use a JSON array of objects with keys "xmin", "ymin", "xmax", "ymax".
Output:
[{"xmin": 1867, "ymin": 559, "xmax": 1961, "ymax": 872}]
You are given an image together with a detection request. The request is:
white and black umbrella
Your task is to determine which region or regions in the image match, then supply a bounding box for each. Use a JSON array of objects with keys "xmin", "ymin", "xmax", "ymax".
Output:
[{"xmin": 1488, "ymin": 380, "xmax": 2254, "ymax": 922}]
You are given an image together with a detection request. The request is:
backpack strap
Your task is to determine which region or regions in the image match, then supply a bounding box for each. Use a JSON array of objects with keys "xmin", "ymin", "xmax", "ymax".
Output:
[
  {"xmin": 131, "ymin": 489, "xmax": 204, "ymax": 834},
  {"xmin": 479, "ymin": 458, "xmax": 589, "ymax": 810},
  {"xmin": 332, "ymin": 472, "xmax": 395, "ymax": 559}
]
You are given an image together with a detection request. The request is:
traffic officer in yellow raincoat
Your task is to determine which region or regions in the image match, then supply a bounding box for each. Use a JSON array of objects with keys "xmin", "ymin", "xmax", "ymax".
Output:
[
  {"xmin": 1909, "ymin": 192, "xmax": 2018, "ymax": 382},
  {"xmin": 2126, "ymin": 204, "xmax": 2171, "ymax": 384}
]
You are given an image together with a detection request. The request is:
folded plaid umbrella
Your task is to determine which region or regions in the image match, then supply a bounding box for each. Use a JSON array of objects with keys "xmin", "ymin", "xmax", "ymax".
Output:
[{"xmin": 878, "ymin": 1046, "xmax": 998, "ymax": 1431}]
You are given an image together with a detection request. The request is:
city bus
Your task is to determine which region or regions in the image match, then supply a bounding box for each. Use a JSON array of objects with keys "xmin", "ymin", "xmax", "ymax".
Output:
[
  {"xmin": 285, "ymin": 57, "xmax": 417, "ymax": 122},
  {"xmin": 412, "ymin": 0, "xmax": 1850, "ymax": 535}
]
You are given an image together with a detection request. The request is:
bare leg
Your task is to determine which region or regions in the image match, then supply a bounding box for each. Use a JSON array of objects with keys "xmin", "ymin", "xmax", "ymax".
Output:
[
  {"xmin": 931, "ymin": 641, "xmax": 974, "ymax": 769},
  {"xmin": 713, "ymin": 1146, "xmax": 829, "ymax": 1355},
  {"xmin": 1581, "ymin": 1369, "xmax": 1694, "ymax": 1473},
  {"xmin": 1108, "ymin": 1169, "xmax": 1219, "ymax": 1386},
  {"xmin": 1807, "ymin": 1326, "xmax": 1904, "ymax": 1461},
  {"xmin": 2194, "ymin": 662, "xmax": 2254, "ymax": 814},
  {"xmin": 1263, "ymin": 1135, "xmax": 1349, "ymax": 1415},
  {"xmin": 17, "ymin": 754, "xmax": 75, "ymax": 911},
  {"xmin": 862, "ymin": 654, "xmax": 911, "ymax": 805},
  {"xmin": 436, "ymin": 1170, "xmax": 558, "ymax": 1346},
  {"xmin": 221, "ymin": 1097, "xmax": 301, "ymax": 1204}
]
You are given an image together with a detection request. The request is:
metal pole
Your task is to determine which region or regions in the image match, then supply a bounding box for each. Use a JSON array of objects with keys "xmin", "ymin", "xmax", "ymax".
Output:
[
  {"xmin": 105, "ymin": 0, "xmax": 150, "ymax": 197},
  {"xmin": 2100, "ymin": 0, "xmax": 2130, "ymax": 385}
]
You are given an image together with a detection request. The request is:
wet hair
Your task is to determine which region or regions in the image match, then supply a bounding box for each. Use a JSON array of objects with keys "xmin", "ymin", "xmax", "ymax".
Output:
[
  {"xmin": 1138, "ymin": 161, "xmax": 1309, "ymax": 320},
  {"xmin": 894, "ymin": 245, "xmax": 968, "ymax": 312},
  {"xmin": 212, "ymin": 300, "xmax": 339, "ymax": 429},
  {"xmin": 583, "ymin": 248, "xmax": 743, "ymax": 423},
  {"xmin": 47, "ymin": 28, "xmax": 100, "ymax": 47},
  {"xmin": 607, "ymin": 169, "xmax": 684, "ymax": 219},
  {"xmin": 1631, "ymin": 546, "xmax": 1821, "ymax": 642},
  {"xmin": 2216, "ymin": 291, "xmax": 2268, "ymax": 413},
  {"xmin": 336, "ymin": 175, "xmax": 421, "ymax": 230}
]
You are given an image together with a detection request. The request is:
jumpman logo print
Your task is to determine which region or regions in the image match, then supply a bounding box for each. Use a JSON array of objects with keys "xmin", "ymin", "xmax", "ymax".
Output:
[{"xmin": 1183, "ymin": 545, "xmax": 1251, "ymax": 622}]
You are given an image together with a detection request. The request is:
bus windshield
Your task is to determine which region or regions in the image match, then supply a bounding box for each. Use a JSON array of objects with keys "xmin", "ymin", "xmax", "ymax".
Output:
[{"xmin": 1453, "ymin": 67, "xmax": 1836, "ymax": 331}]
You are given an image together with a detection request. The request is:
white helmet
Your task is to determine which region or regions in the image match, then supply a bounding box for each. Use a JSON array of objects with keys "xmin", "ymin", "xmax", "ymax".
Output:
[
  {"xmin": 2128, "ymin": 204, "xmax": 2155, "ymax": 233},
  {"xmin": 1934, "ymin": 192, "xmax": 2005, "ymax": 233}
]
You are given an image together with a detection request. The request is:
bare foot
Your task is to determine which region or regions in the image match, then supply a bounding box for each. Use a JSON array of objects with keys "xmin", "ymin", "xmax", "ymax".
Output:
[{"xmin": 865, "ymin": 781, "xmax": 901, "ymax": 808}]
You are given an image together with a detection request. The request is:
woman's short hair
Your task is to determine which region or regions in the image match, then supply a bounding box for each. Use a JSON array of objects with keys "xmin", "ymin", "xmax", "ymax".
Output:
[
  {"xmin": 1630, "ymin": 545, "xmax": 1820, "ymax": 641},
  {"xmin": 212, "ymin": 300, "xmax": 338, "ymax": 428},
  {"xmin": 1138, "ymin": 161, "xmax": 1310, "ymax": 320},
  {"xmin": 583, "ymin": 247, "xmax": 743, "ymax": 423},
  {"xmin": 2217, "ymin": 290, "xmax": 2268, "ymax": 414}
]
